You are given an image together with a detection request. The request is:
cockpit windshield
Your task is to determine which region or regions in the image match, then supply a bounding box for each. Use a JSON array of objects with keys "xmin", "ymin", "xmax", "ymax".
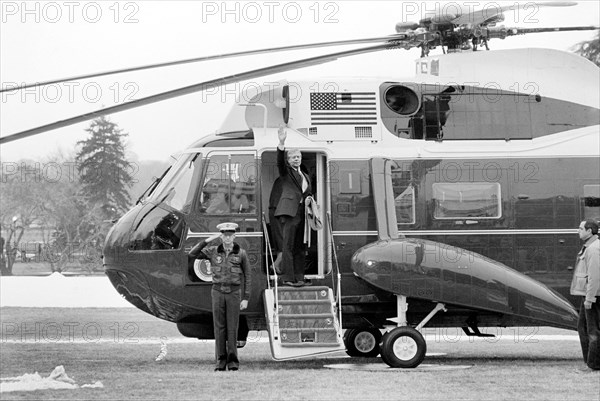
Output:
[{"xmin": 148, "ymin": 153, "xmax": 203, "ymax": 213}]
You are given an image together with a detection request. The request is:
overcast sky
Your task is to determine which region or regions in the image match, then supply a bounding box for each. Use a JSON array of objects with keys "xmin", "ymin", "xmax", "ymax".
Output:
[{"xmin": 1, "ymin": 0, "xmax": 598, "ymax": 163}]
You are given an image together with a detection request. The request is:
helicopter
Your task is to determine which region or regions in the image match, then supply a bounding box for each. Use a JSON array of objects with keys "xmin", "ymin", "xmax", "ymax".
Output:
[{"xmin": 1, "ymin": 2, "xmax": 599, "ymax": 368}]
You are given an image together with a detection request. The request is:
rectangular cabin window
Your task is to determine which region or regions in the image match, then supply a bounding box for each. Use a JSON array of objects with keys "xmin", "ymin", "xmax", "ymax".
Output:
[
  {"xmin": 413, "ymin": 90, "xmax": 535, "ymax": 140},
  {"xmin": 584, "ymin": 184, "xmax": 600, "ymax": 222},
  {"xmin": 390, "ymin": 163, "xmax": 415, "ymax": 225},
  {"xmin": 199, "ymin": 154, "xmax": 257, "ymax": 215},
  {"xmin": 433, "ymin": 183, "xmax": 501, "ymax": 219}
]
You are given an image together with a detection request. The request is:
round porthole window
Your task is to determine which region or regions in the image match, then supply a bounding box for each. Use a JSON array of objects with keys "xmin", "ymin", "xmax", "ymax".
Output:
[{"xmin": 384, "ymin": 85, "xmax": 420, "ymax": 116}]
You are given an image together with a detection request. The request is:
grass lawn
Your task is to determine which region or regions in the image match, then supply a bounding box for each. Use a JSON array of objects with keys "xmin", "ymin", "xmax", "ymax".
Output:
[{"xmin": 1, "ymin": 308, "xmax": 598, "ymax": 400}]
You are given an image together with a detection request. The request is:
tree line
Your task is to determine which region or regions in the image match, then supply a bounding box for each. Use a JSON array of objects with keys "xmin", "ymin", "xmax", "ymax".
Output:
[{"xmin": 0, "ymin": 116, "xmax": 134, "ymax": 275}]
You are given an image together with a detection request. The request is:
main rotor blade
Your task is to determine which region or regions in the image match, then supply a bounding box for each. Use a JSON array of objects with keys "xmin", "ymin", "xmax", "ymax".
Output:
[
  {"xmin": 0, "ymin": 41, "xmax": 402, "ymax": 144},
  {"xmin": 0, "ymin": 34, "xmax": 407, "ymax": 93},
  {"xmin": 448, "ymin": 1, "xmax": 577, "ymax": 26},
  {"xmin": 503, "ymin": 25, "xmax": 599, "ymax": 36}
]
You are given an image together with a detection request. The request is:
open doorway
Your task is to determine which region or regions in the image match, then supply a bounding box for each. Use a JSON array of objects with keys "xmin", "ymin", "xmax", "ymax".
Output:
[{"xmin": 260, "ymin": 150, "xmax": 330, "ymax": 279}]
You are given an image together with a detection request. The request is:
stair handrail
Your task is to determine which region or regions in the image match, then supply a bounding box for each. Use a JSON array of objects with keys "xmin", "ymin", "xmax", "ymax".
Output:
[
  {"xmin": 261, "ymin": 213, "xmax": 277, "ymax": 291},
  {"xmin": 262, "ymin": 213, "xmax": 284, "ymax": 344},
  {"xmin": 326, "ymin": 211, "xmax": 342, "ymax": 331}
]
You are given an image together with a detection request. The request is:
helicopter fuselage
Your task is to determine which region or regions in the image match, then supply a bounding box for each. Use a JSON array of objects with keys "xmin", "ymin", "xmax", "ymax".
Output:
[{"xmin": 103, "ymin": 48, "xmax": 599, "ymax": 340}]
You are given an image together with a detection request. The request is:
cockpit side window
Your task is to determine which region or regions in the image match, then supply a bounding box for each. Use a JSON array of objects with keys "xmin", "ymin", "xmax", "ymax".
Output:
[
  {"xmin": 149, "ymin": 153, "xmax": 203, "ymax": 214},
  {"xmin": 199, "ymin": 154, "xmax": 257, "ymax": 215}
]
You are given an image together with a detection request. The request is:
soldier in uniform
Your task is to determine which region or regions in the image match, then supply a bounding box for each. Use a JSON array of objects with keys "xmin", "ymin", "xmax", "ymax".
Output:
[{"xmin": 189, "ymin": 222, "xmax": 252, "ymax": 371}]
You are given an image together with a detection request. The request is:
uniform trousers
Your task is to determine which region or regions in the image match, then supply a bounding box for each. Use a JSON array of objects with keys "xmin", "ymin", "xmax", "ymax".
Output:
[{"xmin": 211, "ymin": 287, "xmax": 241, "ymax": 370}]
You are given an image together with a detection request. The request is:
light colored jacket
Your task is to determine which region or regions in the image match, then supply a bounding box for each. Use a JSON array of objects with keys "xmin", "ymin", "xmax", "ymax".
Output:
[
  {"xmin": 570, "ymin": 235, "xmax": 600, "ymax": 303},
  {"xmin": 303, "ymin": 196, "xmax": 323, "ymax": 247}
]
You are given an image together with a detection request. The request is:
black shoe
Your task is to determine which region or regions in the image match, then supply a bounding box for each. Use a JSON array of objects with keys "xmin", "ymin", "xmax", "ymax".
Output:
[
  {"xmin": 228, "ymin": 367, "xmax": 239, "ymax": 371},
  {"xmin": 214, "ymin": 367, "xmax": 226, "ymax": 371}
]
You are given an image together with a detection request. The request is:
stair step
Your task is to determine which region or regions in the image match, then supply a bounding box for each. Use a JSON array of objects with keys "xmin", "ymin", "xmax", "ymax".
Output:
[
  {"xmin": 279, "ymin": 304, "xmax": 332, "ymax": 315},
  {"xmin": 279, "ymin": 327, "xmax": 338, "ymax": 333},
  {"xmin": 279, "ymin": 305, "xmax": 333, "ymax": 312},
  {"xmin": 280, "ymin": 329, "xmax": 340, "ymax": 344},
  {"xmin": 278, "ymin": 313, "xmax": 334, "ymax": 319},
  {"xmin": 277, "ymin": 286, "xmax": 330, "ymax": 292},
  {"xmin": 279, "ymin": 319, "xmax": 336, "ymax": 329},
  {"xmin": 277, "ymin": 290, "xmax": 332, "ymax": 301},
  {"xmin": 280, "ymin": 342, "xmax": 342, "ymax": 348},
  {"xmin": 278, "ymin": 299, "xmax": 331, "ymax": 305}
]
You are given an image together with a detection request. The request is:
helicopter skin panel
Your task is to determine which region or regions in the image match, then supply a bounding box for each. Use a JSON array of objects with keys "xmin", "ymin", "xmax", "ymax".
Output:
[
  {"xmin": 350, "ymin": 238, "xmax": 579, "ymax": 330},
  {"xmin": 415, "ymin": 48, "xmax": 599, "ymax": 109}
]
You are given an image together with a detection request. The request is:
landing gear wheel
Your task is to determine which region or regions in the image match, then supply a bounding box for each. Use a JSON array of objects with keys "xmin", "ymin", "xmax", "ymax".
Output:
[
  {"xmin": 380, "ymin": 327, "xmax": 426, "ymax": 368},
  {"xmin": 344, "ymin": 328, "xmax": 382, "ymax": 357}
]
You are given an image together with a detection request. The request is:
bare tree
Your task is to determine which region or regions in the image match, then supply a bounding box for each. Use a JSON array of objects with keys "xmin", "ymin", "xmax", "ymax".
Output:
[{"xmin": 0, "ymin": 161, "xmax": 47, "ymax": 275}]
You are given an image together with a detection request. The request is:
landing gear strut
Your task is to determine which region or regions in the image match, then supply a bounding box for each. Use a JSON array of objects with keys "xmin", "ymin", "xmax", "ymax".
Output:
[{"xmin": 379, "ymin": 295, "xmax": 446, "ymax": 368}]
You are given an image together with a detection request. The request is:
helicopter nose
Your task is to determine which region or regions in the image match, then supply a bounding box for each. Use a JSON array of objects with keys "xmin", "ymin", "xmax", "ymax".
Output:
[
  {"xmin": 103, "ymin": 203, "xmax": 156, "ymax": 314},
  {"xmin": 103, "ymin": 203, "xmax": 143, "ymax": 264}
]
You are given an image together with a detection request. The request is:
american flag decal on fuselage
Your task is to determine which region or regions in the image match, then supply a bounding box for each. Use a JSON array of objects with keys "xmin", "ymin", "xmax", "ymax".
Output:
[{"xmin": 310, "ymin": 92, "xmax": 377, "ymax": 125}]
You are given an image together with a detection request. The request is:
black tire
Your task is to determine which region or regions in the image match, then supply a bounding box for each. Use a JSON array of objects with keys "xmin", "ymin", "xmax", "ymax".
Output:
[
  {"xmin": 380, "ymin": 327, "xmax": 426, "ymax": 368},
  {"xmin": 344, "ymin": 328, "xmax": 382, "ymax": 357}
]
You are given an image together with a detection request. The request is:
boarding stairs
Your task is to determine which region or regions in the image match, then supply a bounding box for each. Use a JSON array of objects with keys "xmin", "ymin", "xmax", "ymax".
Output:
[
  {"xmin": 262, "ymin": 212, "xmax": 345, "ymax": 360},
  {"xmin": 263, "ymin": 285, "xmax": 345, "ymax": 360}
]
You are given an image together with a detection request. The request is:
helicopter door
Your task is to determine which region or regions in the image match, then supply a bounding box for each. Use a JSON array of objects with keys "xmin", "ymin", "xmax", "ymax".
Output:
[
  {"xmin": 185, "ymin": 151, "xmax": 260, "ymax": 284},
  {"xmin": 311, "ymin": 153, "xmax": 330, "ymax": 278}
]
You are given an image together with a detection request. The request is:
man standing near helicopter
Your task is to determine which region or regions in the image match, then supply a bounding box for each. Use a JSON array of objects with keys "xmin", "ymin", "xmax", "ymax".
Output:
[
  {"xmin": 274, "ymin": 126, "xmax": 312, "ymax": 287},
  {"xmin": 189, "ymin": 222, "xmax": 251, "ymax": 371},
  {"xmin": 571, "ymin": 219, "xmax": 600, "ymax": 372}
]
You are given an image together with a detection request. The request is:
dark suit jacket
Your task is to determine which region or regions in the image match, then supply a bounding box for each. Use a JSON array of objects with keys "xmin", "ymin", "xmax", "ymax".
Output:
[
  {"xmin": 269, "ymin": 177, "xmax": 283, "ymax": 210},
  {"xmin": 274, "ymin": 147, "xmax": 312, "ymax": 217}
]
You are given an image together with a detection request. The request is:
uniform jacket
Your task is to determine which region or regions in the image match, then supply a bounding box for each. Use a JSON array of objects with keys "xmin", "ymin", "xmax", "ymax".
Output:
[
  {"xmin": 570, "ymin": 235, "xmax": 600, "ymax": 303},
  {"xmin": 190, "ymin": 241, "xmax": 252, "ymax": 301},
  {"xmin": 274, "ymin": 147, "xmax": 312, "ymax": 217}
]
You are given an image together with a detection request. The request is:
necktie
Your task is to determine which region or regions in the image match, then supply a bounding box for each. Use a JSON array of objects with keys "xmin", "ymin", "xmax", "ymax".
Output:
[{"xmin": 297, "ymin": 168, "xmax": 308, "ymax": 192}]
